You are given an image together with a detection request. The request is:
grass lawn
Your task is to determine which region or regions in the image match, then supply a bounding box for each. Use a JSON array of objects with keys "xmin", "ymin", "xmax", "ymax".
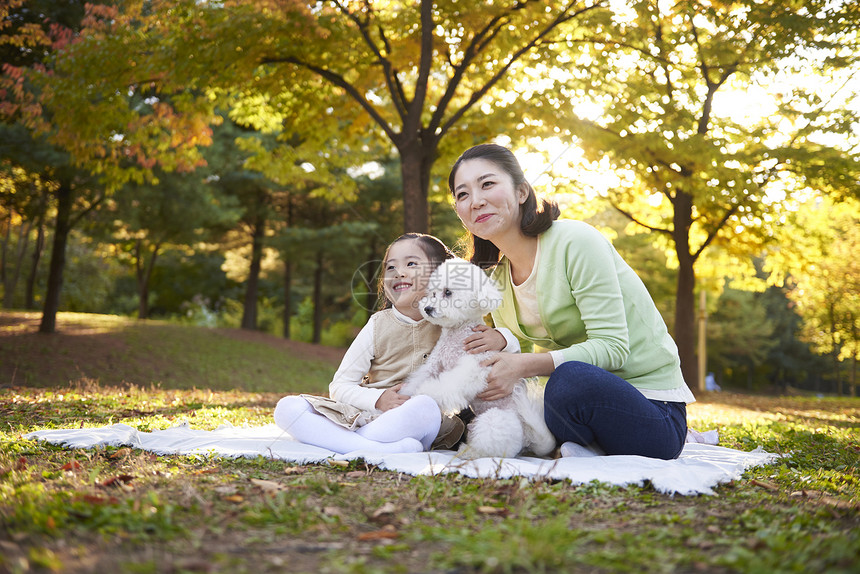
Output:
[{"xmin": 1, "ymin": 311, "xmax": 858, "ymax": 573}]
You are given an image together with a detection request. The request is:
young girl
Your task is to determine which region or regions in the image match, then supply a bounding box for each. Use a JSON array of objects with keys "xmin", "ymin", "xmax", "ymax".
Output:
[{"xmin": 275, "ymin": 233, "xmax": 506, "ymax": 454}]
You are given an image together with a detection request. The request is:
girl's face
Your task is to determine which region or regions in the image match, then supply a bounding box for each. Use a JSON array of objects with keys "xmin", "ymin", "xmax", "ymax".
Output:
[
  {"xmin": 452, "ymin": 158, "xmax": 527, "ymax": 242},
  {"xmin": 382, "ymin": 238, "xmax": 433, "ymax": 320}
]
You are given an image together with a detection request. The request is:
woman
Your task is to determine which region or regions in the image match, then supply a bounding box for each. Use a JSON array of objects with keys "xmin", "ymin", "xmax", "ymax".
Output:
[{"xmin": 451, "ymin": 143, "xmax": 695, "ymax": 459}]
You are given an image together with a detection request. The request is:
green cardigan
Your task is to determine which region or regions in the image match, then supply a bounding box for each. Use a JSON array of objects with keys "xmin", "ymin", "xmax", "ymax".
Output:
[{"xmin": 491, "ymin": 220, "xmax": 686, "ymax": 392}]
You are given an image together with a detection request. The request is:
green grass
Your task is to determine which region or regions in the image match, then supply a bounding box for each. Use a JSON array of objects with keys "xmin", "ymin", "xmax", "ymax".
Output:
[
  {"xmin": 0, "ymin": 311, "xmax": 339, "ymax": 393},
  {"xmin": 1, "ymin": 312, "xmax": 858, "ymax": 573}
]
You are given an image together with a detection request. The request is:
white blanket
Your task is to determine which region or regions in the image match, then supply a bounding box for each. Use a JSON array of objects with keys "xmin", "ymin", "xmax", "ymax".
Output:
[{"xmin": 25, "ymin": 422, "xmax": 779, "ymax": 496}]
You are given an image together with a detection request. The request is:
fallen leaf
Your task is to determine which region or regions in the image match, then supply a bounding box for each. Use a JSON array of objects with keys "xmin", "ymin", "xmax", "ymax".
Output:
[
  {"xmin": 61, "ymin": 461, "xmax": 82, "ymax": 472},
  {"xmin": 358, "ymin": 525, "xmax": 399, "ymax": 541},
  {"xmin": 99, "ymin": 474, "xmax": 135, "ymax": 488},
  {"xmin": 345, "ymin": 470, "xmax": 367, "ymax": 479},
  {"xmin": 224, "ymin": 495, "xmax": 244, "ymax": 503},
  {"xmin": 327, "ymin": 459, "xmax": 349, "ymax": 468},
  {"xmin": 371, "ymin": 502, "xmax": 398, "ymax": 520},
  {"xmin": 477, "ymin": 505, "xmax": 509, "ymax": 516},
  {"xmin": 284, "ymin": 466, "xmax": 307, "ymax": 475},
  {"xmin": 819, "ymin": 495, "xmax": 858, "ymax": 510},
  {"xmin": 750, "ymin": 479, "xmax": 779, "ymax": 491},
  {"xmin": 16, "ymin": 457, "xmax": 27, "ymax": 470},
  {"xmin": 109, "ymin": 448, "xmax": 131, "ymax": 459},
  {"xmin": 45, "ymin": 516, "xmax": 55, "ymax": 530}
]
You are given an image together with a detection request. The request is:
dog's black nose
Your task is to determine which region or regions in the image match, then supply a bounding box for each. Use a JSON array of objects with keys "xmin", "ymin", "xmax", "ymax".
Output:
[{"xmin": 424, "ymin": 306, "xmax": 434, "ymax": 316}]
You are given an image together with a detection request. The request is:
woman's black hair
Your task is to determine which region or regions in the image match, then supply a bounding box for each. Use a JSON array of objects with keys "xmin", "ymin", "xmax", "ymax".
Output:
[
  {"xmin": 448, "ymin": 143, "xmax": 560, "ymax": 269},
  {"xmin": 377, "ymin": 233, "xmax": 455, "ymax": 310}
]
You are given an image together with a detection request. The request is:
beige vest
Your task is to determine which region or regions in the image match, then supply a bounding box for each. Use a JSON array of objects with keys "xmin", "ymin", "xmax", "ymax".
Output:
[
  {"xmin": 362, "ymin": 308, "xmax": 442, "ymax": 389},
  {"xmin": 303, "ymin": 309, "xmax": 441, "ymax": 430}
]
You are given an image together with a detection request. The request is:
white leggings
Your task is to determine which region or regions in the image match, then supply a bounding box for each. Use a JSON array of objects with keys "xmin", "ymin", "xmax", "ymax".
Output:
[{"xmin": 273, "ymin": 395, "xmax": 441, "ymax": 455}]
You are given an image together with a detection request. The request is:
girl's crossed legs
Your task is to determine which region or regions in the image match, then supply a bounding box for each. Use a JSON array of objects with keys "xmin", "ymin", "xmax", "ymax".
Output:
[{"xmin": 274, "ymin": 394, "xmax": 441, "ymax": 455}]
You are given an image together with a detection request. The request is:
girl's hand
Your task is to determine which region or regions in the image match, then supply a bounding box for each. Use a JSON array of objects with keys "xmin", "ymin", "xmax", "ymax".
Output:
[
  {"xmin": 375, "ymin": 384, "xmax": 410, "ymax": 411},
  {"xmin": 477, "ymin": 354, "xmax": 524, "ymax": 401},
  {"xmin": 464, "ymin": 325, "xmax": 507, "ymax": 354}
]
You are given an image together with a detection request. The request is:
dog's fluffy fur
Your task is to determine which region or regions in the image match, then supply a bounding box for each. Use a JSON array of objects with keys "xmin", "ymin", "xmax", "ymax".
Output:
[{"xmin": 401, "ymin": 258, "xmax": 557, "ymax": 459}]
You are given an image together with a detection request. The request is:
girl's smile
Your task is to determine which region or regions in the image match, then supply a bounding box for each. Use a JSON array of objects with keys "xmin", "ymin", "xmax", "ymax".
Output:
[{"xmin": 382, "ymin": 239, "xmax": 433, "ymax": 320}]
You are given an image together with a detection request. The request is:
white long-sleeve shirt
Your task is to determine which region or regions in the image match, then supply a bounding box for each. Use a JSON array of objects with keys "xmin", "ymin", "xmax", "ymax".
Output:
[{"xmin": 329, "ymin": 307, "xmax": 520, "ymax": 414}]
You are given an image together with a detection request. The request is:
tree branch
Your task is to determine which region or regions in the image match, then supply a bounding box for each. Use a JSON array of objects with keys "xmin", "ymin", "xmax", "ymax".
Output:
[
  {"xmin": 610, "ymin": 199, "xmax": 672, "ymax": 235},
  {"xmin": 405, "ymin": 0, "xmax": 434, "ymax": 137},
  {"xmin": 261, "ymin": 55, "xmax": 398, "ymax": 143},
  {"xmin": 437, "ymin": 1, "xmax": 604, "ymax": 138},
  {"xmin": 69, "ymin": 191, "xmax": 106, "ymax": 228},
  {"xmin": 331, "ymin": 0, "xmax": 408, "ymax": 122},
  {"xmin": 429, "ymin": 0, "xmax": 530, "ymax": 134},
  {"xmin": 693, "ymin": 203, "xmax": 738, "ymax": 260}
]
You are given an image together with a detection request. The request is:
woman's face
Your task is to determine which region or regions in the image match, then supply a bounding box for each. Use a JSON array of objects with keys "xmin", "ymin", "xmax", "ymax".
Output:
[
  {"xmin": 452, "ymin": 158, "xmax": 527, "ymax": 241},
  {"xmin": 382, "ymin": 238, "xmax": 433, "ymax": 317}
]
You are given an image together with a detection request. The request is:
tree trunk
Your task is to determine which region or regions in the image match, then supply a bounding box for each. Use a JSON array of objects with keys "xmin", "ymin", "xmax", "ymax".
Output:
[
  {"xmin": 25, "ymin": 221, "xmax": 45, "ymax": 309},
  {"xmin": 311, "ymin": 250, "xmax": 324, "ymax": 344},
  {"xmin": 135, "ymin": 239, "xmax": 160, "ymax": 320},
  {"xmin": 25, "ymin": 186, "xmax": 49, "ymax": 310},
  {"xmin": 135, "ymin": 239, "xmax": 148, "ymax": 319},
  {"xmin": 3, "ymin": 220, "xmax": 32, "ymax": 308},
  {"xmin": 0, "ymin": 209, "xmax": 10, "ymax": 293},
  {"xmin": 399, "ymin": 140, "xmax": 431, "ymax": 233},
  {"xmin": 39, "ymin": 180, "xmax": 74, "ymax": 334},
  {"xmin": 241, "ymin": 221, "xmax": 264, "ymax": 331},
  {"xmin": 282, "ymin": 259, "xmax": 292, "ymax": 340},
  {"xmin": 673, "ymin": 190, "xmax": 698, "ymax": 390}
]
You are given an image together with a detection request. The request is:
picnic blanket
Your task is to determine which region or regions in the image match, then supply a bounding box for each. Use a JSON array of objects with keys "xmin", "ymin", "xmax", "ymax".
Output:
[{"xmin": 25, "ymin": 422, "xmax": 779, "ymax": 496}]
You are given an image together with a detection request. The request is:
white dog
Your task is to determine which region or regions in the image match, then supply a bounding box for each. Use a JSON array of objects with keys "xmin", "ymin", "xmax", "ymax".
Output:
[{"xmin": 401, "ymin": 258, "xmax": 557, "ymax": 459}]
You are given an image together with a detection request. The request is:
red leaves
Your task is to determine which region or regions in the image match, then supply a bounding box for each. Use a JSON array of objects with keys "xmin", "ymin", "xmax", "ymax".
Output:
[
  {"xmin": 357, "ymin": 524, "xmax": 399, "ymax": 541},
  {"xmin": 99, "ymin": 474, "xmax": 135, "ymax": 489},
  {"xmin": 61, "ymin": 460, "xmax": 82, "ymax": 472},
  {"xmin": 0, "ymin": 457, "xmax": 27, "ymax": 476},
  {"xmin": 79, "ymin": 494, "xmax": 119, "ymax": 505}
]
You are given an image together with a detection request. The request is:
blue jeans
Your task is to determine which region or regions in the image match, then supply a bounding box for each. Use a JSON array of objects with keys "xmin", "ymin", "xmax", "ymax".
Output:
[{"xmin": 544, "ymin": 361, "xmax": 687, "ymax": 460}]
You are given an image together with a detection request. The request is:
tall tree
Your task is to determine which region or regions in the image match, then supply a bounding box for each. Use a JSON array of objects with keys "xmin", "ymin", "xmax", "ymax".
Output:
[
  {"xmin": 1, "ymin": 1, "xmax": 212, "ymax": 332},
  {"xmin": 558, "ymin": 0, "xmax": 860, "ymax": 386},
  {"xmin": 767, "ymin": 196, "xmax": 860, "ymax": 396},
  {"xmin": 93, "ymin": 167, "xmax": 240, "ymax": 319},
  {"xmin": 707, "ymin": 286, "xmax": 777, "ymax": 390},
  {"xmin": 28, "ymin": 0, "xmax": 614, "ymax": 233}
]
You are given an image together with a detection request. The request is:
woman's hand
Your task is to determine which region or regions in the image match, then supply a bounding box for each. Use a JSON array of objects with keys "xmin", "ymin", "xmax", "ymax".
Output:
[
  {"xmin": 477, "ymin": 352, "xmax": 556, "ymax": 401},
  {"xmin": 464, "ymin": 325, "xmax": 507, "ymax": 354},
  {"xmin": 375, "ymin": 384, "xmax": 410, "ymax": 411},
  {"xmin": 477, "ymin": 353, "xmax": 526, "ymax": 401}
]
